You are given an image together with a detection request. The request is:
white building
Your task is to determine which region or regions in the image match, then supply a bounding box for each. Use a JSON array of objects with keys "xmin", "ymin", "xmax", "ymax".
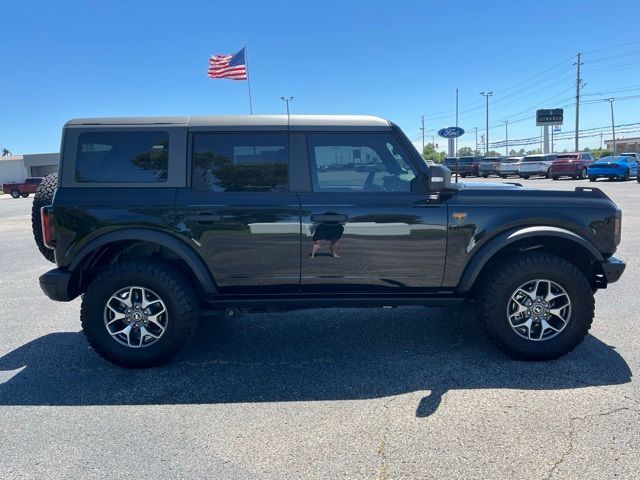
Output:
[{"xmin": 0, "ymin": 153, "xmax": 59, "ymax": 184}]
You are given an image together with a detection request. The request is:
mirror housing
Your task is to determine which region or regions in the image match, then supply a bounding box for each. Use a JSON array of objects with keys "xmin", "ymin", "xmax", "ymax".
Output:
[{"xmin": 427, "ymin": 164, "xmax": 451, "ymax": 192}]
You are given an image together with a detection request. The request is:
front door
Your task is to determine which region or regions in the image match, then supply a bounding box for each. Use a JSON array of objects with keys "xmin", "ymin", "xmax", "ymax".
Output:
[
  {"xmin": 175, "ymin": 131, "xmax": 301, "ymax": 294},
  {"xmin": 299, "ymin": 132, "xmax": 447, "ymax": 292}
]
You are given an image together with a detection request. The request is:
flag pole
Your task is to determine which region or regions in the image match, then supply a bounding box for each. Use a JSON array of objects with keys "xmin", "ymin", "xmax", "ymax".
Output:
[{"xmin": 245, "ymin": 45, "xmax": 254, "ymax": 114}]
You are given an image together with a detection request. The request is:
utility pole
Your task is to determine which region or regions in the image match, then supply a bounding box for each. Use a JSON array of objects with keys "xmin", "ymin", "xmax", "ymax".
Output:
[
  {"xmin": 420, "ymin": 115, "xmax": 425, "ymax": 153},
  {"xmin": 609, "ymin": 98, "xmax": 616, "ymax": 154},
  {"xmin": 574, "ymin": 52, "xmax": 583, "ymax": 152},
  {"xmin": 504, "ymin": 121, "xmax": 509, "ymax": 156},
  {"xmin": 480, "ymin": 92, "xmax": 493, "ymax": 154},
  {"xmin": 474, "ymin": 127, "xmax": 478, "ymax": 154},
  {"xmin": 455, "ymin": 88, "xmax": 459, "ymax": 156},
  {"xmin": 280, "ymin": 96, "xmax": 294, "ymax": 116}
]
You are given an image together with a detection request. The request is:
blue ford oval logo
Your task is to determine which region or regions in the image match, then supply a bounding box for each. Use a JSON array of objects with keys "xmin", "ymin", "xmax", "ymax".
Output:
[{"xmin": 438, "ymin": 127, "xmax": 465, "ymax": 138}]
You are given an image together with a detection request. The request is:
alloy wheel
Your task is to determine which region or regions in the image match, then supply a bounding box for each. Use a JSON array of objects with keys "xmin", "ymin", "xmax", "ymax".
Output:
[
  {"xmin": 103, "ymin": 286, "xmax": 168, "ymax": 348},
  {"xmin": 506, "ymin": 279, "xmax": 572, "ymax": 341}
]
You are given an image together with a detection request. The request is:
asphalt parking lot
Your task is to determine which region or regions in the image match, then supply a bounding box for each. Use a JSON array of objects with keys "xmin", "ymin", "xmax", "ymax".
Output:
[{"xmin": 1, "ymin": 177, "xmax": 639, "ymax": 479}]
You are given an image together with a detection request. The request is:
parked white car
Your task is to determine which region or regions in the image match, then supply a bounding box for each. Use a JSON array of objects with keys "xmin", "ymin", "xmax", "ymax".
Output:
[
  {"xmin": 519, "ymin": 154, "xmax": 557, "ymax": 179},
  {"xmin": 498, "ymin": 156, "xmax": 523, "ymax": 178}
]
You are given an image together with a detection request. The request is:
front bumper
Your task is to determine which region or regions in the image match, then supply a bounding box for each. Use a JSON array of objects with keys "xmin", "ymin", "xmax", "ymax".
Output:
[
  {"xmin": 40, "ymin": 268, "xmax": 76, "ymax": 302},
  {"xmin": 598, "ymin": 256, "xmax": 626, "ymax": 285}
]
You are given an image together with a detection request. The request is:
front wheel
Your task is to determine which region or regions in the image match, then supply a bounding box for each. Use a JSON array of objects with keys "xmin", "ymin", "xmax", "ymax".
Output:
[
  {"xmin": 482, "ymin": 174, "xmax": 489, "ymax": 178},
  {"xmin": 589, "ymin": 176, "xmax": 596, "ymax": 182},
  {"xmin": 551, "ymin": 175, "xmax": 558, "ymax": 180},
  {"xmin": 21, "ymin": 192, "xmax": 29, "ymax": 198},
  {"xmin": 10, "ymin": 189, "xmax": 20, "ymax": 198},
  {"xmin": 476, "ymin": 252, "xmax": 594, "ymax": 360},
  {"xmin": 500, "ymin": 174, "xmax": 508, "ymax": 179},
  {"xmin": 579, "ymin": 167, "xmax": 587, "ymax": 179},
  {"xmin": 81, "ymin": 259, "xmax": 199, "ymax": 367},
  {"xmin": 623, "ymin": 169, "xmax": 630, "ymax": 181},
  {"xmin": 521, "ymin": 175, "xmax": 530, "ymax": 179}
]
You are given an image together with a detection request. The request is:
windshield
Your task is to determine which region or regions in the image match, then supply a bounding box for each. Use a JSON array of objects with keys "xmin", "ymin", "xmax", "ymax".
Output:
[{"xmin": 522, "ymin": 156, "xmax": 544, "ymax": 162}]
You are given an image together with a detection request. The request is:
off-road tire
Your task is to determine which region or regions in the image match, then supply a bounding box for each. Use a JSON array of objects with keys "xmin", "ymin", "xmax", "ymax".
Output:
[
  {"xmin": 476, "ymin": 252, "xmax": 594, "ymax": 360},
  {"xmin": 81, "ymin": 259, "xmax": 199, "ymax": 367},
  {"xmin": 31, "ymin": 173, "xmax": 58, "ymax": 263}
]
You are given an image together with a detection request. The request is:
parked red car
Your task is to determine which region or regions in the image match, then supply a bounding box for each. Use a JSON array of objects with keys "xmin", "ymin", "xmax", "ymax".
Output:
[
  {"xmin": 2, "ymin": 177, "xmax": 44, "ymax": 198},
  {"xmin": 550, "ymin": 152, "xmax": 596, "ymax": 180}
]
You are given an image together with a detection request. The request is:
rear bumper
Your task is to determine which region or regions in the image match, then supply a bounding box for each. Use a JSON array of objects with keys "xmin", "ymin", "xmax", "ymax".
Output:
[
  {"xmin": 599, "ymin": 256, "xmax": 626, "ymax": 285},
  {"xmin": 550, "ymin": 166, "xmax": 580, "ymax": 175},
  {"xmin": 39, "ymin": 268, "xmax": 76, "ymax": 302}
]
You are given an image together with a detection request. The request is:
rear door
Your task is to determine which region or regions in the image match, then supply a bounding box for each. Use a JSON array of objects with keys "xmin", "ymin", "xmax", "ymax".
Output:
[
  {"xmin": 175, "ymin": 130, "xmax": 301, "ymax": 294},
  {"xmin": 298, "ymin": 130, "xmax": 447, "ymax": 293}
]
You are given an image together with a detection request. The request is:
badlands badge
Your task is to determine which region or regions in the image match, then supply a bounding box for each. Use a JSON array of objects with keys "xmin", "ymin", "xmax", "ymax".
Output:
[{"xmin": 452, "ymin": 212, "xmax": 467, "ymax": 225}]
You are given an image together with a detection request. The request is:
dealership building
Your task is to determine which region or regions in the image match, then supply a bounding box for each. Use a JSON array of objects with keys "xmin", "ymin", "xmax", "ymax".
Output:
[
  {"xmin": 605, "ymin": 137, "xmax": 640, "ymax": 153},
  {"xmin": 0, "ymin": 153, "xmax": 59, "ymax": 185}
]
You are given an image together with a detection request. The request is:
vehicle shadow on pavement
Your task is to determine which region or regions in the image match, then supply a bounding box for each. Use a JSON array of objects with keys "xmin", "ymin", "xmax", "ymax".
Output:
[{"xmin": 0, "ymin": 305, "xmax": 631, "ymax": 417}]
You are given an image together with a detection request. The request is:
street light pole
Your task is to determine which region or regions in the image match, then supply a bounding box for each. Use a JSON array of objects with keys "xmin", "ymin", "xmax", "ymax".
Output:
[
  {"xmin": 280, "ymin": 96, "xmax": 294, "ymax": 116},
  {"xmin": 474, "ymin": 127, "xmax": 478, "ymax": 155},
  {"xmin": 609, "ymin": 98, "xmax": 616, "ymax": 154},
  {"xmin": 480, "ymin": 92, "xmax": 493, "ymax": 154},
  {"xmin": 504, "ymin": 121, "xmax": 508, "ymax": 156}
]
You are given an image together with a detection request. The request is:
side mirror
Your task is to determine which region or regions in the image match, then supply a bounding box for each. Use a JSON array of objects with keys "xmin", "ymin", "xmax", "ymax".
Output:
[{"xmin": 427, "ymin": 164, "xmax": 451, "ymax": 191}]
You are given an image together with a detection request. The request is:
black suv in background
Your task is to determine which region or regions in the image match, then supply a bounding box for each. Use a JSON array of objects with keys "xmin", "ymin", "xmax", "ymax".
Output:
[
  {"xmin": 35, "ymin": 115, "xmax": 625, "ymax": 367},
  {"xmin": 443, "ymin": 156, "xmax": 479, "ymax": 177}
]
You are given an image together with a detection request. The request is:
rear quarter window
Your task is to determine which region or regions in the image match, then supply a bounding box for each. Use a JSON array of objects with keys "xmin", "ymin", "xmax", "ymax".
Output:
[{"xmin": 75, "ymin": 131, "xmax": 169, "ymax": 183}]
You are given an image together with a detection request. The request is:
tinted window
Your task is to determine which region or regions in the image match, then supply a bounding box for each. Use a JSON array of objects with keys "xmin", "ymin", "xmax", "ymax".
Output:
[
  {"xmin": 307, "ymin": 133, "xmax": 417, "ymax": 192},
  {"xmin": 192, "ymin": 133, "xmax": 288, "ymax": 192},
  {"xmin": 522, "ymin": 156, "xmax": 544, "ymax": 162},
  {"xmin": 76, "ymin": 131, "xmax": 169, "ymax": 183}
]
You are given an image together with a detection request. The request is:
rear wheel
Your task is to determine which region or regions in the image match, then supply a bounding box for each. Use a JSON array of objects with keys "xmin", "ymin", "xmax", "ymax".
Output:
[
  {"xmin": 551, "ymin": 175, "xmax": 558, "ymax": 180},
  {"xmin": 10, "ymin": 189, "xmax": 20, "ymax": 198},
  {"xmin": 545, "ymin": 169, "xmax": 551, "ymax": 178},
  {"xmin": 81, "ymin": 259, "xmax": 199, "ymax": 367},
  {"xmin": 21, "ymin": 192, "xmax": 29, "ymax": 198},
  {"xmin": 623, "ymin": 169, "xmax": 630, "ymax": 181},
  {"xmin": 521, "ymin": 175, "xmax": 530, "ymax": 179},
  {"xmin": 31, "ymin": 173, "xmax": 58, "ymax": 263},
  {"xmin": 589, "ymin": 176, "xmax": 597, "ymax": 182},
  {"xmin": 476, "ymin": 252, "xmax": 593, "ymax": 360},
  {"xmin": 579, "ymin": 167, "xmax": 587, "ymax": 179},
  {"xmin": 500, "ymin": 174, "xmax": 508, "ymax": 179}
]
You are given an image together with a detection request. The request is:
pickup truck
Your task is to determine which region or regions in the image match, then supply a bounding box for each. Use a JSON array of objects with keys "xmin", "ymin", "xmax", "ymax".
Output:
[{"xmin": 2, "ymin": 177, "xmax": 44, "ymax": 198}]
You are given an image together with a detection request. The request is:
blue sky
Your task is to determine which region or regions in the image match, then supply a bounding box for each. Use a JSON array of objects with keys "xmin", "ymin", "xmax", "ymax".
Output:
[{"xmin": 2, "ymin": 0, "xmax": 640, "ymax": 154}]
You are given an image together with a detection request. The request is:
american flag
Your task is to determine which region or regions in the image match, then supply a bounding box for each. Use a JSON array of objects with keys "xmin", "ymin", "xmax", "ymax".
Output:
[{"xmin": 208, "ymin": 47, "xmax": 248, "ymax": 80}]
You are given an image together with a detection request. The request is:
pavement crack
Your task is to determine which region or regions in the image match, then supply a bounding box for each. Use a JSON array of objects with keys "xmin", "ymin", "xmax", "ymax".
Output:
[{"xmin": 543, "ymin": 406, "xmax": 639, "ymax": 480}]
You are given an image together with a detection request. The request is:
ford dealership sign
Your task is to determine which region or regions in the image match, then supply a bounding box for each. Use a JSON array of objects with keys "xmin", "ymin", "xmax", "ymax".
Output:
[{"xmin": 438, "ymin": 127, "xmax": 465, "ymax": 138}]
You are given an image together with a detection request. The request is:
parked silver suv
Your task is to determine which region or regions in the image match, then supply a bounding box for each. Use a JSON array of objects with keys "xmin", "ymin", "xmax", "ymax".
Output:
[{"xmin": 519, "ymin": 154, "xmax": 557, "ymax": 179}]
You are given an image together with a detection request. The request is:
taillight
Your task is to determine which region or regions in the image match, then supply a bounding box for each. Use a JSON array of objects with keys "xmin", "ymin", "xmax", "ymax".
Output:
[
  {"xmin": 614, "ymin": 209, "xmax": 622, "ymax": 246},
  {"xmin": 41, "ymin": 206, "xmax": 56, "ymax": 249}
]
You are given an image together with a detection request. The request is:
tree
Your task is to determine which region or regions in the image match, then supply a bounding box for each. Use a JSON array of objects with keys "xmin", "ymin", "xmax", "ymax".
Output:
[
  {"xmin": 422, "ymin": 143, "xmax": 446, "ymax": 164},
  {"xmin": 457, "ymin": 146, "xmax": 474, "ymax": 157},
  {"xmin": 486, "ymin": 150, "xmax": 501, "ymax": 157},
  {"xmin": 591, "ymin": 148, "xmax": 613, "ymax": 159},
  {"xmin": 526, "ymin": 148, "xmax": 542, "ymax": 155}
]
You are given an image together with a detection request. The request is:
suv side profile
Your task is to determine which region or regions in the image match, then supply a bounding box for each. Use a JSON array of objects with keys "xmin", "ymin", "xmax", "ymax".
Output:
[
  {"xmin": 550, "ymin": 152, "xmax": 596, "ymax": 180},
  {"xmin": 37, "ymin": 115, "xmax": 626, "ymax": 367}
]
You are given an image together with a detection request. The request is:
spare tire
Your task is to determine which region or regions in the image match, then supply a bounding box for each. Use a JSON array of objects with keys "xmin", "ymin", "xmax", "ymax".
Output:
[{"xmin": 31, "ymin": 173, "xmax": 58, "ymax": 263}]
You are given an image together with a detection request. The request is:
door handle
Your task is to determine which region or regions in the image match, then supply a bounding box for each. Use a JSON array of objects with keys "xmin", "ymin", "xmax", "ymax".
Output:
[
  {"xmin": 311, "ymin": 213, "xmax": 349, "ymax": 222},
  {"xmin": 187, "ymin": 212, "xmax": 223, "ymax": 222}
]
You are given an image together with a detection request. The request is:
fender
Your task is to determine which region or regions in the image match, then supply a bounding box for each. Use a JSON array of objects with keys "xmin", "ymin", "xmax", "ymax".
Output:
[
  {"xmin": 457, "ymin": 226, "xmax": 603, "ymax": 293},
  {"xmin": 69, "ymin": 228, "xmax": 217, "ymax": 294}
]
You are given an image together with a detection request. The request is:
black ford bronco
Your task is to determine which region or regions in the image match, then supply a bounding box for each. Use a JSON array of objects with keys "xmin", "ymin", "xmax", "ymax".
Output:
[{"xmin": 34, "ymin": 115, "xmax": 626, "ymax": 367}]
